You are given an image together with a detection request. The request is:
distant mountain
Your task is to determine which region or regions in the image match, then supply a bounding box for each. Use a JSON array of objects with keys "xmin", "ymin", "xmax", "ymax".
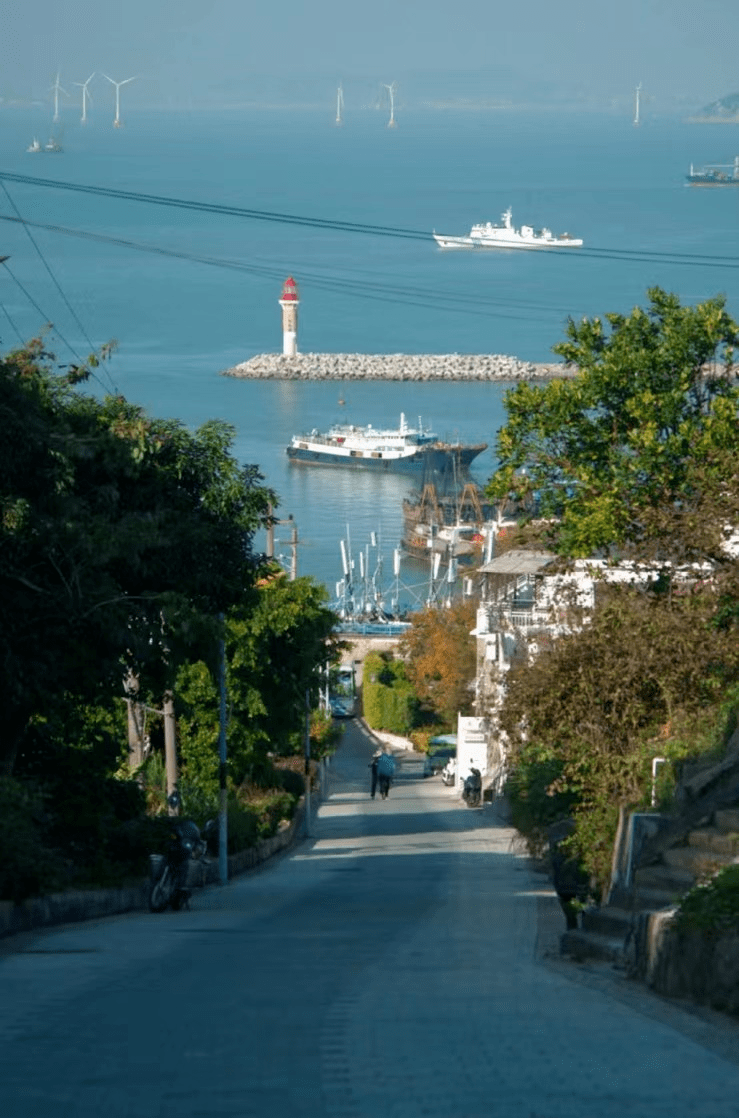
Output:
[{"xmin": 688, "ymin": 92, "xmax": 739, "ymax": 122}]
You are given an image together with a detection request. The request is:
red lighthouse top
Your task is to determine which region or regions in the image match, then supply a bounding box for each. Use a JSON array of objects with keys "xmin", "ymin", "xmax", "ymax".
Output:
[{"xmin": 280, "ymin": 276, "xmax": 299, "ymax": 302}]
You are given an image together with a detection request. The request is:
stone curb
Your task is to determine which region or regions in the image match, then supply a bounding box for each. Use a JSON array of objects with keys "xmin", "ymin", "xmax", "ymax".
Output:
[{"xmin": 0, "ymin": 798, "xmax": 308, "ymax": 940}]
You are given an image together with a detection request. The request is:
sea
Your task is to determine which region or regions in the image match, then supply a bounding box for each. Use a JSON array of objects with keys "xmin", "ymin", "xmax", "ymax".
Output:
[{"xmin": 2, "ymin": 104, "xmax": 738, "ymax": 604}]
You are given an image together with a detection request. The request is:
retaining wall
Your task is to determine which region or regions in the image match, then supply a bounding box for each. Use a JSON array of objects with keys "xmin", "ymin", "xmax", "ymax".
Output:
[
  {"xmin": 0, "ymin": 800, "xmax": 306, "ymax": 940},
  {"xmin": 631, "ymin": 908, "xmax": 739, "ymax": 1014}
]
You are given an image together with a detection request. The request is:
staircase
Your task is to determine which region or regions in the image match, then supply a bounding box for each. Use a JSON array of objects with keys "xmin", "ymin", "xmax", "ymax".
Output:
[{"xmin": 561, "ymin": 806, "xmax": 739, "ymax": 963}]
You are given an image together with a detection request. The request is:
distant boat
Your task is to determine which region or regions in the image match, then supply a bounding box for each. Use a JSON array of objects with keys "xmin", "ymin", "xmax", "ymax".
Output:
[
  {"xmin": 44, "ymin": 137, "xmax": 63, "ymax": 152},
  {"xmin": 433, "ymin": 207, "xmax": 583, "ymax": 250},
  {"xmin": 26, "ymin": 137, "xmax": 42, "ymax": 153},
  {"xmin": 686, "ymin": 157, "xmax": 739, "ymax": 186}
]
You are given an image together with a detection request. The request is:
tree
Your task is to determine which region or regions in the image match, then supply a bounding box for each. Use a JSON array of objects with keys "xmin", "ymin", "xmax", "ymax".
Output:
[
  {"xmin": 175, "ymin": 574, "xmax": 342, "ymax": 795},
  {"xmin": 486, "ymin": 288, "xmax": 739, "ymax": 557},
  {"xmin": 500, "ymin": 581, "xmax": 739, "ymax": 887},
  {"xmin": 399, "ymin": 600, "xmax": 477, "ymax": 727},
  {"xmin": 0, "ymin": 342, "xmax": 274, "ymax": 772}
]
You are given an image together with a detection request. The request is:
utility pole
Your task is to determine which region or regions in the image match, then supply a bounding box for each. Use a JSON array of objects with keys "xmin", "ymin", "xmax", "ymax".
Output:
[
  {"xmin": 218, "ymin": 617, "xmax": 228, "ymax": 885},
  {"xmin": 163, "ymin": 691, "xmax": 178, "ymax": 814},
  {"xmin": 266, "ymin": 507, "xmax": 299, "ymax": 580},
  {"xmin": 304, "ymin": 689, "xmax": 312, "ymax": 837}
]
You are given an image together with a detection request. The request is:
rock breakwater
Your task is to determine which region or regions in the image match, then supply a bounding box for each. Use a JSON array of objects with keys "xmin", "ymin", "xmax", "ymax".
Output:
[{"xmin": 223, "ymin": 353, "xmax": 574, "ymax": 381}]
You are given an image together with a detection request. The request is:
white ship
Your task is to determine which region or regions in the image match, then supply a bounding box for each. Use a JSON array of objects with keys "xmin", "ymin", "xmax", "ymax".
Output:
[
  {"xmin": 433, "ymin": 207, "xmax": 583, "ymax": 250},
  {"xmin": 26, "ymin": 138, "xmax": 42, "ymax": 153},
  {"xmin": 287, "ymin": 413, "xmax": 486, "ymax": 473}
]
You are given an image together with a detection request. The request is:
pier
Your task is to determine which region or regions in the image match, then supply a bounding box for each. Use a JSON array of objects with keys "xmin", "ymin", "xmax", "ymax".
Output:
[{"xmin": 222, "ymin": 353, "xmax": 574, "ymax": 381}]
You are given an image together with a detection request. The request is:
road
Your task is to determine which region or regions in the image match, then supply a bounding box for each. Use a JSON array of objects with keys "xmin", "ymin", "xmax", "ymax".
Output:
[{"xmin": 2, "ymin": 720, "xmax": 739, "ymax": 1118}]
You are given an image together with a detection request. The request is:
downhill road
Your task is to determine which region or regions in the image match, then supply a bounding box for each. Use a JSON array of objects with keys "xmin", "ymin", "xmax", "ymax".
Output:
[{"xmin": 2, "ymin": 720, "xmax": 739, "ymax": 1118}]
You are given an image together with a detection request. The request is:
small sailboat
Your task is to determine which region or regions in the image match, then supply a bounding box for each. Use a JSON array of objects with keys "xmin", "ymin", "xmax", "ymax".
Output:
[{"xmin": 26, "ymin": 137, "xmax": 42, "ymax": 153}]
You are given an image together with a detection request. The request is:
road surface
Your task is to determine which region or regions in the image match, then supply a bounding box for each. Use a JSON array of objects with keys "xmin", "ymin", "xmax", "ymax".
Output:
[{"xmin": 1, "ymin": 719, "xmax": 739, "ymax": 1117}]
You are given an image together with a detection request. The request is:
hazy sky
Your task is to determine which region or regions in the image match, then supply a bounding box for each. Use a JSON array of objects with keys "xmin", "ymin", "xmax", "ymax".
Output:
[{"xmin": 4, "ymin": 0, "xmax": 738, "ymax": 109}]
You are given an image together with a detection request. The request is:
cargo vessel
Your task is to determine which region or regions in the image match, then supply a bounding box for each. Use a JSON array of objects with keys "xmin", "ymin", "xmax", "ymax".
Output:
[{"xmin": 686, "ymin": 157, "xmax": 739, "ymax": 186}]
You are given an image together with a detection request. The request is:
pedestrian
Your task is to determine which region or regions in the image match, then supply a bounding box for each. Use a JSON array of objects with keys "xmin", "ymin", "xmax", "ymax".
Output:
[
  {"xmin": 376, "ymin": 749, "xmax": 396, "ymax": 799},
  {"xmin": 369, "ymin": 750, "xmax": 381, "ymax": 798},
  {"xmin": 547, "ymin": 819, "xmax": 591, "ymax": 930}
]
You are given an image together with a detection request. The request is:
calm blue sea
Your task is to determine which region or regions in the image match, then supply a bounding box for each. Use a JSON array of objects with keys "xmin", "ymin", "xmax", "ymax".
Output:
[{"xmin": 1, "ymin": 105, "xmax": 738, "ymax": 596}]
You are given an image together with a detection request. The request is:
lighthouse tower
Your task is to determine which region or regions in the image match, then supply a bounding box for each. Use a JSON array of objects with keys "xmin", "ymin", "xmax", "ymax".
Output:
[{"xmin": 279, "ymin": 276, "xmax": 299, "ymax": 356}]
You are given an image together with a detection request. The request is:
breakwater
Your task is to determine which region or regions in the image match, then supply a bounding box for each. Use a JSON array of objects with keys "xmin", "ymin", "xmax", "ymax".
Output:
[{"xmin": 223, "ymin": 353, "xmax": 574, "ymax": 381}]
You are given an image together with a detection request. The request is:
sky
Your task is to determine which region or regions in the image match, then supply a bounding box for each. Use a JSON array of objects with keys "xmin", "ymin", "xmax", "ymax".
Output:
[{"xmin": 4, "ymin": 0, "xmax": 739, "ymax": 111}]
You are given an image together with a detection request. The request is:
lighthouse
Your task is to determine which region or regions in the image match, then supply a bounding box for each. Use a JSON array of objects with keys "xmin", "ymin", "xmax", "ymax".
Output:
[{"xmin": 279, "ymin": 276, "xmax": 299, "ymax": 356}]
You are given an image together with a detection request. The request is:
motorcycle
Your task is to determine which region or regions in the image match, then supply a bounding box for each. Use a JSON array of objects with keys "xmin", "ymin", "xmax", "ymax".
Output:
[
  {"xmin": 441, "ymin": 758, "xmax": 456, "ymax": 787},
  {"xmin": 149, "ymin": 819, "xmax": 212, "ymax": 913},
  {"xmin": 462, "ymin": 767, "xmax": 482, "ymax": 808}
]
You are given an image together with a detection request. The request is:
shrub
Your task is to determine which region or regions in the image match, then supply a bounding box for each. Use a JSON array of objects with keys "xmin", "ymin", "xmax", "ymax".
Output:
[
  {"xmin": 0, "ymin": 778, "xmax": 65, "ymax": 902},
  {"xmin": 674, "ymin": 864, "xmax": 739, "ymax": 938},
  {"xmin": 363, "ymin": 652, "xmax": 419, "ymax": 735}
]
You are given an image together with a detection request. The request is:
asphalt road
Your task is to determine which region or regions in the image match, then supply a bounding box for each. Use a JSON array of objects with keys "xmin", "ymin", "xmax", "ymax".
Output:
[{"xmin": 2, "ymin": 720, "xmax": 739, "ymax": 1118}]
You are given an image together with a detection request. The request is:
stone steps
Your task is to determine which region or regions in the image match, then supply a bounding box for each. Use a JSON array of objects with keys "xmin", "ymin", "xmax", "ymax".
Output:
[{"xmin": 559, "ymin": 807, "xmax": 739, "ymax": 964}]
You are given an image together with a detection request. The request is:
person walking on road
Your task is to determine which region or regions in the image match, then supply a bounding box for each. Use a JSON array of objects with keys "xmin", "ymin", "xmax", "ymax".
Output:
[
  {"xmin": 369, "ymin": 750, "xmax": 381, "ymax": 798},
  {"xmin": 376, "ymin": 749, "xmax": 396, "ymax": 799}
]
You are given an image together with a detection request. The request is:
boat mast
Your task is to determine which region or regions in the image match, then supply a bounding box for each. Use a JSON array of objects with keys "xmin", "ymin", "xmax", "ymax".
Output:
[
  {"xmin": 633, "ymin": 82, "xmax": 641, "ymax": 126},
  {"xmin": 335, "ymin": 83, "xmax": 344, "ymax": 126}
]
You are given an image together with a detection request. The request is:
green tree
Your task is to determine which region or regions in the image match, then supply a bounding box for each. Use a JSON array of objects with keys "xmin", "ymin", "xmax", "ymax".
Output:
[
  {"xmin": 174, "ymin": 574, "xmax": 341, "ymax": 796},
  {"xmin": 486, "ymin": 288, "xmax": 739, "ymax": 557},
  {"xmin": 0, "ymin": 342, "xmax": 274, "ymax": 772}
]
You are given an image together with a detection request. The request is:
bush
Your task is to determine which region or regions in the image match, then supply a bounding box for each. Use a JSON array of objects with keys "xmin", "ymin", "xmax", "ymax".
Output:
[
  {"xmin": 363, "ymin": 652, "xmax": 419, "ymax": 735},
  {"xmin": 675, "ymin": 864, "xmax": 739, "ymax": 938},
  {"xmin": 0, "ymin": 778, "xmax": 65, "ymax": 902}
]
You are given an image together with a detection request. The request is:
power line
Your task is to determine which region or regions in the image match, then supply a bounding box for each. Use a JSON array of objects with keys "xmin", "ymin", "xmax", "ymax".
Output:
[
  {"xmin": 0, "ymin": 182, "xmax": 118, "ymax": 393},
  {"xmin": 1, "ymin": 170, "xmax": 738, "ymax": 269},
  {"xmin": 0, "ymin": 213, "xmax": 576, "ymax": 324}
]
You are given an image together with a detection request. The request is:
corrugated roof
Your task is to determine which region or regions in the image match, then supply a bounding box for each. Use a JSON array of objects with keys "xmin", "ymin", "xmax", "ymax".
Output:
[{"xmin": 478, "ymin": 549, "xmax": 555, "ymax": 575}]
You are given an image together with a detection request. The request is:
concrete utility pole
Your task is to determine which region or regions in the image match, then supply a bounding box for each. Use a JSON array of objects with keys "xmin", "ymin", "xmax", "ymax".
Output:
[
  {"xmin": 266, "ymin": 507, "xmax": 299, "ymax": 580},
  {"xmin": 163, "ymin": 692, "xmax": 178, "ymax": 814}
]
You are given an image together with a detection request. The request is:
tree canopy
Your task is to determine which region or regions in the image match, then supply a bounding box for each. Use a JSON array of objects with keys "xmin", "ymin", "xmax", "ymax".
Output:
[
  {"xmin": 486, "ymin": 288, "xmax": 739, "ymax": 557},
  {"xmin": 0, "ymin": 341, "xmax": 274, "ymax": 772},
  {"xmin": 399, "ymin": 600, "xmax": 477, "ymax": 727}
]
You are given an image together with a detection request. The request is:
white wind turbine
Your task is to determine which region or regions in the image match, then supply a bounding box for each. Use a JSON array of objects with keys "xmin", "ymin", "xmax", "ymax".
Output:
[
  {"xmin": 50, "ymin": 72, "xmax": 68, "ymax": 122},
  {"xmin": 104, "ymin": 74, "xmax": 136, "ymax": 128},
  {"xmin": 73, "ymin": 73, "xmax": 95, "ymax": 123},
  {"xmin": 384, "ymin": 82, "xmax": 397, "ymax": 128}
]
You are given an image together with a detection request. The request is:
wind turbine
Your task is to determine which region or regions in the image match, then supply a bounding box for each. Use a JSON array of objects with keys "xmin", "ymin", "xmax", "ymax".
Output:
[
  {"xmin": 104, "ymin": 74, "xmax": 136, "ymax": 128},
  {"xmin": 335, "ymin": 83, "xmax": 344, "ymax": 126},
  {"xmin": 73, "ymin": 73, "xmax": 95, "ymax": 124},
  {"xmin": 384, "ymin": 82, "xmax": 397, "ymax": 128},
  {"xmin": 49, "ymin": 72, "xmax": 68, "ymax": 122}
]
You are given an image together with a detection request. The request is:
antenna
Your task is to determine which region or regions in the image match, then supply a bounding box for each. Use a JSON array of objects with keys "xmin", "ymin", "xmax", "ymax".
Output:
[
  {"xmin": 633, "ymin": 82, "xmax": 642, "ymax": 127},
  {"xmin": 104, "ymin": 74, "xmax": 137, "ymax": 128},
  {"xmin": 335, "ymin": 83, "xmax": 344, "ymax": 126},
  {"xmin": 383, "ymin": 82, "xmax": 398, "ymax": 128},
  {"xmin": 49, "ymin": 72, "xmax": 68, "ymax": 122},
  {"xmin": 73, "ymin": 73, "xmax": 95, "ymax": 124}
]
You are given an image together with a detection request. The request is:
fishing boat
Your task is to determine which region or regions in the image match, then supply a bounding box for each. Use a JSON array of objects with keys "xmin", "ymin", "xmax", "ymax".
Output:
[
  {"xmin": 402, "ymin": 482, "xmax": 494, "ymax": 563},
  {"xmin": 433, "ymin": 207, "xmax": 583, "ymax": 250},
  {"xmin": 44, "ymin": 137, "xmax": 63, "ymax": 152},
  {"xmin": 26, "ymin": 138, "xmax": 42, "ymax": 153},
  {"xmin": 286, "ymin": 413, "xmax": 486, "ymax": 473}
]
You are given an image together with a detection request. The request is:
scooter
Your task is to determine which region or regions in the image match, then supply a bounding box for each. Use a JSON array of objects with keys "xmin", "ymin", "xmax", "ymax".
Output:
[
  {"xmin": 441, "ymin": 758, "xmax": 456, "ymax": 787},
  {"xmin": 462, "ymin": 767, "xmax": 482, "ymax": 808},
  {"xmin": 149, "ymin": 819, "xmax": 212, "ymax": 912}
]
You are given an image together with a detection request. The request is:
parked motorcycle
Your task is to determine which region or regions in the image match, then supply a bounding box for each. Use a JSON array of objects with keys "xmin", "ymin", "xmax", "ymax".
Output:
[
  {"xmin": 149, "ymin": 819, "xmax": 212, "ymax": 912},
  {"xmin": 462, "ymin": 767, "xmax": 482, "ymax": 808},
  {"xmin": 441, "ymin": 758, "xmax": 456, "ymax": 787}
]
